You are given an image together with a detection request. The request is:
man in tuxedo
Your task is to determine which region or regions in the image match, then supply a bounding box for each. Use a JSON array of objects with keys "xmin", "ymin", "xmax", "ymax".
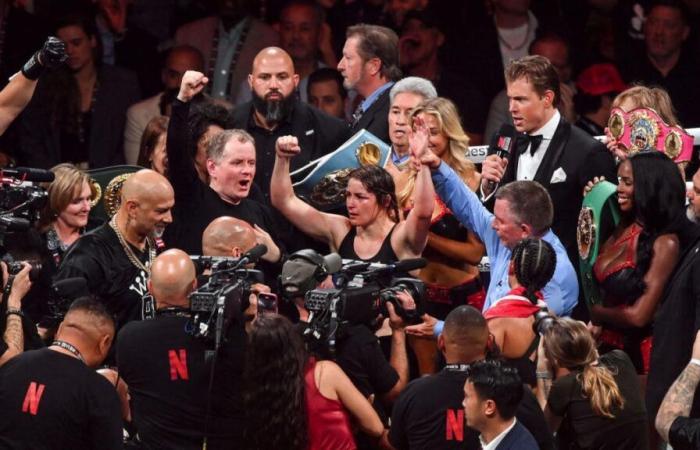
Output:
[
  {"xmin": 481, "ymin": 55, "xmax": 616, "ymax": 318},
  {"xmin": 338, "ymin": 24, "xmax": 402, "ymax": 143}
]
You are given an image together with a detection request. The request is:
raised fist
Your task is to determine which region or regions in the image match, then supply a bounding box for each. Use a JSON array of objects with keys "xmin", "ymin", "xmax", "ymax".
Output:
[{"xmin": 39, "ymin": 36, "xmax": 68, "ymax": 68}]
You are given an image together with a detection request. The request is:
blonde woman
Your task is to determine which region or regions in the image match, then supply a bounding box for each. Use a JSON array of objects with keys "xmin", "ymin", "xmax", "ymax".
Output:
[
  {"xmin": 399, "ymin": 97, "xmax": 485, "ymax": 374},
  {"xmin": 536, "ymin": 318, "xmax": 649, "ymax": 450}
]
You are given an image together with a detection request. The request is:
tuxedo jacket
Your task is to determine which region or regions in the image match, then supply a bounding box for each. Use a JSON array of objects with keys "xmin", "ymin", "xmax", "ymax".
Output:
[
  {"xmin": 175, "ymin": 16, "xmax": 278, "ymax": 104},
  {"xmin": 493, "ymin": 118, "xmax": 616, "ymax": 262},
  {"xmin": 350, "ymin": 88, "xmax": 390, "ymax": 144},
  {"xmin": 495, "ymin": 421, "xmax": 539, "ymax": 450}
]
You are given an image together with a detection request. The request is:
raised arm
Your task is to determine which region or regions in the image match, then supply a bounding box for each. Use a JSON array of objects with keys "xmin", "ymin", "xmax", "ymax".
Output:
[
  {"xmin": 0, "ymin": 37, "xmax": 66, "ymax": 135},
  {"xmin": 591, "ymin": 234, "xmax": 679, "ymax": 328},
  {"xmin": 269, "ymin": 135, "xmax": 350, "ymax": 249},
  {"xmin": 167, "ymin": 71, "xmax": 208, "ymax": 195},
  {"xmin": 426, "ymin": 230, "xmax": 485, "ymax": 266}
]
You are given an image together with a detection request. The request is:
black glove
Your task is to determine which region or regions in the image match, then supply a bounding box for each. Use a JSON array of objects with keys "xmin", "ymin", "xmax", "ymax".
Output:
[{"xmin": 21, "ymin": 36, "xmax": 67, "ymax": 80}]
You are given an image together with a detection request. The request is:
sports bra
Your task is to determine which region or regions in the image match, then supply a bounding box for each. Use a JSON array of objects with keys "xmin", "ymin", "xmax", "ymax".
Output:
[
  {"xmin": 429, "ymin": 196, "xmax": 468, "ymax": 242},
  {"xmin": 593, "ymin": 223, "xmax": 645, "ymax": 305},
  {"xmin": 337, "ymin": 224, "xmax": 399, "ymax": 263}
]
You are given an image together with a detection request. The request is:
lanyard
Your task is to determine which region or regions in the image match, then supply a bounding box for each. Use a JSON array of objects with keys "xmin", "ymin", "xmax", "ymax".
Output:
[{"xmin": 52, "ymin": 340, "xmax": 85, "ymax": 364}]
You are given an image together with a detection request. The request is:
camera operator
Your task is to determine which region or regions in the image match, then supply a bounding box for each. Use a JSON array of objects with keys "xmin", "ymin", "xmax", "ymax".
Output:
[
  {"xmin": 54, "ymin": 169, "xmax": 174, "ymax": 330},
  {"xmin": 0, "ymin": 297, "xmax": 122, "ymax": 450},
  {"xmin": 116, "ymin": 249, "xmax": 248, "ymax": 450},
  {"xmin": 0, "ymin": 262, "xmax": 33, "ymax": 366},
  {"xmin": 0, "ymin": 36, "xmax": 66, "ymax": 136}
]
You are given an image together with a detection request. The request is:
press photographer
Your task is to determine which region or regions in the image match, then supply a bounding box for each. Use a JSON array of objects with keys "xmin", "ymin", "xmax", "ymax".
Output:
[
  {"xmin": 116, "ymin": 249, "xmax": 249, "ymax": 450},
  {"xmin": 0, "ymin": 262, "xmax": 32, "ymax": 366},
  {"xmin": 280, "ymin": 250, "xmax": 420, "ymax": 431}
]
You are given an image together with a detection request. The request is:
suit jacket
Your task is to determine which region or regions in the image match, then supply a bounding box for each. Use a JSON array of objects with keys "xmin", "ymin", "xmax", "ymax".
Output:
[
  {"xmin": 18, "ymin": 65, "xmax": 141, "ymax": 169},
  {"xmin": 496, "ymin": 421, "xmax": 539, "ymax": 450},
  {"xmin": 175, "ymin": 16, "xmax": 278, "ymax": 104},
  {"xmin": 350, "ymin": 87, "xmax": 390, "ymax": 144},
  {"xmin": 493, "ymin": 117, "xmax": 616, "ymax": 263},
  {"xmin": 123, "ymin": 93, "xmax": 162, "ymax": 165}
]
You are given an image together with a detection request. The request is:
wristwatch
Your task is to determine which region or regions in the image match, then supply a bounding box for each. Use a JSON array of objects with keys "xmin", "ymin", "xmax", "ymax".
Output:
[{"xmin": 578, "ymin": 181, "xmax": 620, "ymax": 309}]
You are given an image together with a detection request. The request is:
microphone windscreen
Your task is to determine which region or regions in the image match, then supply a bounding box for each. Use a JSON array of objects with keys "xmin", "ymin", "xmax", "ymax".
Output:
[
  {"xmin": 246, "ymin": 244, "xmax": 268, "ymax": 262},
  {"xmin": 322, "ymin": 253, "xmax": 342, "ymax": 273},
  {"xmin": 394, "ymin": 258, "xmax": 427, "ymax": 272},
  {"xmin": 9, "ymin": 167, "xmax": 56, "ymax": 182}
]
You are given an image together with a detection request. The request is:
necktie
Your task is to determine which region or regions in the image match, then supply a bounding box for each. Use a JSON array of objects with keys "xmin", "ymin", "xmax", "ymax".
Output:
[
  {"xmin": 521, "ymin": 134, "xmax": 543, "ymax": 156},
  {"xmin": 351, "ymin": 103, "xmax": 364, "ymax": 127}
]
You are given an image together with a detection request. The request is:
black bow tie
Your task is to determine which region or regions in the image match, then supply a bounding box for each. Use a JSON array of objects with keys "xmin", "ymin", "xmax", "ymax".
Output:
[{"xmin": 521, "ymin": 134, "xmax": 544, "ymax": 156}]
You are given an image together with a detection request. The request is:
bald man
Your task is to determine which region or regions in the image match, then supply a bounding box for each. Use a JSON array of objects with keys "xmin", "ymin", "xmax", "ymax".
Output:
[
  {"xmin": 202, "ymin": 216, "xmax": 257, "ymax": 257},
  {"xmin": 389, "ymin": 305, "xmax": 553, "ymax": 450},
  {"xmin": 0, "ymin": 297, "xmax": 122, "ymax": 449},
  {"xmin": 229, "ymin": 46, "xmax": 350, "ymax": 201},
  {"xmin": 55, "ymin": 169, "xmax": 175, "ymax": 330},
  {"xmin": 116, "ymin": 249, "xmax": 248, "ymax": 450}
]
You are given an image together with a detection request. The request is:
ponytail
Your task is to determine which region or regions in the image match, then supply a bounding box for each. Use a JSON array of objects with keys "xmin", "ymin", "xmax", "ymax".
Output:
[{"xmin": 579, "ymin": 363, "xmax": 625, "ymax": 419}]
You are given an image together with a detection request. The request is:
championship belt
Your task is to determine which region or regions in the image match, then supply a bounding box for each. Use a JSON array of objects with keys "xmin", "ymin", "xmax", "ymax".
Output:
[
  {"xmin": 87, "ymin": 165, "xmax": 142, "ymax": 222},
  {"xmin": 607, "ymin": 107, "xmax": 693, "ymax": 163},
  {"xmin": 578, "ymin": 181, "xmax": 620, "ymax": 309},
  {"xmin": 290, "ymin": 129, "xmax": 390, "ymax": 210}
]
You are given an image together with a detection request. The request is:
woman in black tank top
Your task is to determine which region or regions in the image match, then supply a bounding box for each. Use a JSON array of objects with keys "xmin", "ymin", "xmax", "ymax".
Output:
[{"xmin": 270, "ymin": 131, "xmax": 435, "ymax": 265}]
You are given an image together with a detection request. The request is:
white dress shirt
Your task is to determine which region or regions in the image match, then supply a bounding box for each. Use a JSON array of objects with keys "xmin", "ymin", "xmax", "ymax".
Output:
[
  {"xmin": 479, "ymin": 418, "xmax": 517, "ymax": 450},
  {"xmin": 516, "ymin": 109, "xmax": 561, "ymax": 181}
]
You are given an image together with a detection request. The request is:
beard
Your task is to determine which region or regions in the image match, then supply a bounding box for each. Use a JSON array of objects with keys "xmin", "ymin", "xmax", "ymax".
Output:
[{"xmin": 252, "ymin": 90, "xmax": 295, "ymax": 126}]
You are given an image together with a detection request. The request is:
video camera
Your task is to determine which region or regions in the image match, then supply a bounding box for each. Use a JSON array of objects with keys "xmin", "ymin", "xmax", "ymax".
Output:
[
  {"xmin": 0, "ymin": 167, "xmax": 54, "ymax": 245},
  {"xmin": 299, "ymin": 255, "xmax": 426, "ymax": 356},
  {"xmin": 188, "ymin": 244, "xmax": 267, "ymax": 346}
]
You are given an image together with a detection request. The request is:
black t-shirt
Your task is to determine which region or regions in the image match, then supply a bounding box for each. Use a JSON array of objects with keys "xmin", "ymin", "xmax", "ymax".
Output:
[
  {"xmin": 389, "ymin": 366, "xmax": 554, "ymax": 450},
  {"xmin": 670, "ymin": 416, "xmax": 700, "ymax": 450},
  {"xmin": 548, "ymin": 350, "xmax": 648, "ymax": 450},
  {"xmin": 116, "ymin": 315, "xmax": 247, "ymax": 450},
  {"xmin": 335, "ymin": 324, "xmax": 399, "ymax": 399},
  {"xmin": 55, "ymin": 223, "xmax": 150, "ymax": 329},
  {"xmin": 0, "ymin": 348, "xmax": 122, "ymax": 450}
]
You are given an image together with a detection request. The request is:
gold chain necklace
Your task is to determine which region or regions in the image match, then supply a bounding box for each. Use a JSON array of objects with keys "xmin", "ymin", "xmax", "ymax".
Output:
[{"xmin": 109, "ymin": 216, "xmax": 155, "ymax": 274}]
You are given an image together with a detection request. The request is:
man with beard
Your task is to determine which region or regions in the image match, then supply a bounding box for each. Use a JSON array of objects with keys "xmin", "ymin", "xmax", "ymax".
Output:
[
  {"xmin": 123, "ymin": 45, "xmax": 204, "ymax": 165},
  {"xmin": 230, "ymin": 47, "xmax": 350, "ymax": 201},
  {"xmin": 175, "ymin": 0, "xmax": 278, "ymax": 104},
  {"xmin": 55, "ymin": 170, "xmax": 175, "ymax": 331}
]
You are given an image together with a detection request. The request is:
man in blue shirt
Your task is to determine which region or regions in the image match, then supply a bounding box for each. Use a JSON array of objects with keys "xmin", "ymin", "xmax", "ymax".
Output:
[{"xmin": 412, "ymin": 142, "xmax": 578, "ymax": 318}]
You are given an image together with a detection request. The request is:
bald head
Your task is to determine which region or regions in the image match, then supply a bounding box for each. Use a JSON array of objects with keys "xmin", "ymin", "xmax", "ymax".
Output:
[
  {"xmin": 441, "ymin": 306, "xmax": 489, "ymax": 363},
  {"xmin": 149, "ymin": 249, "xmax": 196, "ymax": 307},
  {"xmin": 202, "ymin": 216, "xmax": 256, "ymax": 257},
  {"xmin": 121, "ymin": 169, "xmax": 174, "ymax": 206},
  {"xmin": 252, "ymin": 47, "xmax": 295, "ymax": 74}
]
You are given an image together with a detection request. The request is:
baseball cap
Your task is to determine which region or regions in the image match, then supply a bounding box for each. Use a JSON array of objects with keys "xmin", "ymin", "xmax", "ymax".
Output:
[{"xmin": 576, "ymin": 63, "xmax": 627, "ymax": 96}]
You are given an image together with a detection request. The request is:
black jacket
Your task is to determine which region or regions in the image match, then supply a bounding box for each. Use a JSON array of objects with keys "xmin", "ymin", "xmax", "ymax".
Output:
[{"xmin": 350, "ymin": 87, "xmax": 390, "ymax": 144}]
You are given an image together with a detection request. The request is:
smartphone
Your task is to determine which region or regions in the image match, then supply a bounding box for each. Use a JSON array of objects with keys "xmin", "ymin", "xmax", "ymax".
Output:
[{"xmin": 257, "ymin": 293, "xmax": 278, "ymax": 316}]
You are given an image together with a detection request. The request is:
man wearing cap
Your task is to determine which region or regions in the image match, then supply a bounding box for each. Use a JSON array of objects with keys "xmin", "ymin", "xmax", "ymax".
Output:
[{"xmin": 574, "ymin": 63, "xmax": 627, "ymax": 136}]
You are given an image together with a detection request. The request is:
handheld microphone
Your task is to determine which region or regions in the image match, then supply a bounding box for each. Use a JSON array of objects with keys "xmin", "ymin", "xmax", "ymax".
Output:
[
  {"xmin": 1, "ymin": 167, "xmax": 55, "ymax": 183},
  {"xmin": 237, "ymin": 244, "xmax": 268, "ymax": 267},
  {"xmin": 485, "ymin": 124, "xmax": 517, "ymax": 193}
]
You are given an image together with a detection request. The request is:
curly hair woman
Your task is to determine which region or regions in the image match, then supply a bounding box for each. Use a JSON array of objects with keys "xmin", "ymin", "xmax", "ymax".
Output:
[
  {"xmin": 536, "ymin": 318, "xmax": 649, "ymax": 450},
  {"xmin": 242, "ymin": 315, "xmax": 388, "ymax": 450}
]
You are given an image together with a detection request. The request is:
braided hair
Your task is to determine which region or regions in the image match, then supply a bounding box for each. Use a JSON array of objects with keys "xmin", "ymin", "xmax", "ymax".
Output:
[{"xmin": 511, "ymin": 238, "xmax": 557, "ymax": 304}]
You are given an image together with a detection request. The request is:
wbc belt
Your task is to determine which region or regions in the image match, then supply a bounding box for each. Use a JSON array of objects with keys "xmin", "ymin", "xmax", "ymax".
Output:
[{"xmin": 578, "ymin": 181, "xmax": 620, "ymax": 309}]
